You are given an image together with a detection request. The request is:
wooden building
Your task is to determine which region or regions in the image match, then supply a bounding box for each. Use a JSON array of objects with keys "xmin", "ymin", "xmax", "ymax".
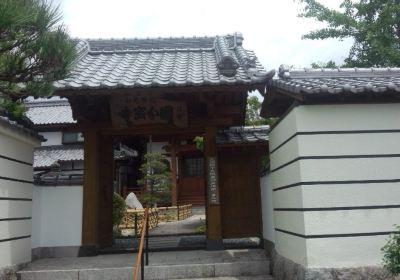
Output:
[{"xmin": 52, "ymin": 33, "xmax": 273, "ymax": 250}]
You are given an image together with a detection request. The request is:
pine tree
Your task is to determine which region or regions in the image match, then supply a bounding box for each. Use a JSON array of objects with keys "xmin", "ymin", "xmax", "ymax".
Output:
[
  {"xmin": 0, "ymin": 0, "xmax": 76, "ymax": 117},
  {"xmin": 137, "ymin": 153, "xmax": 171, "ymax": 206}
]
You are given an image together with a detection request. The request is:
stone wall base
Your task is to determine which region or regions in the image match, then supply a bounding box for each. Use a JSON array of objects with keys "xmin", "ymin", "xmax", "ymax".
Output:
[
  {"xmin": 271, "ymin": 249, "xmax": 397, "ymax": 280},
  {"xmin": 263, "ymin": 238, "xmax": 275, "ymax": 257},
  {"xmin": 0, "ymin": 264, "xmax": 26, "ymax": 280},
  {"xmin": 32, "ymin": 246, "xmax": 97, "ymax": 261}
]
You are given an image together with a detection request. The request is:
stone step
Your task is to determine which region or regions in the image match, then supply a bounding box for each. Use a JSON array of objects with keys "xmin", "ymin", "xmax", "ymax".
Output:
[
  {"xmin": 19, "ymin": 260, "xmax": 270, "ymax": 280},
  {"xmin": 170, "ymin": 276, "xmax": 273, "ymax": 280},
  {"xmin": 19, "ymin": 249, "xmax": 270, "ymax": 280}
]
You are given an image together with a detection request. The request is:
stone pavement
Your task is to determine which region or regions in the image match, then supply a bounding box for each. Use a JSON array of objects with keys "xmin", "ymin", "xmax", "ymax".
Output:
[{"xmin": 150, "ymin": 206, "xmax": 206, "ymax": 235}]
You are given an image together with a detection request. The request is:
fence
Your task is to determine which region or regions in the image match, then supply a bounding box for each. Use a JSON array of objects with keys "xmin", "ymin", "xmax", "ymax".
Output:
[
  {"xmin": 119, "ymin": 204, "xmax": 193, "ymax": 235},
  {"xmin": 120, "ymin": 208, "xmax": 158, "ymax": 236},
  {"xmin": 156, "ymin": 204, "xmax": 192, "ymax": 222}
]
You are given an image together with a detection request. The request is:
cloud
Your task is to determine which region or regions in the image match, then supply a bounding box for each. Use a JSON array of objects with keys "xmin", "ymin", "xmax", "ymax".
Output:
[{"xmin": 59, "ymin": 0, "xmax": 352, "ymax": 69}]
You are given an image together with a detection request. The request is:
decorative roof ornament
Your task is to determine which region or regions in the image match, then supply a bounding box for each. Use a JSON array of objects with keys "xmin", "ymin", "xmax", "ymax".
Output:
[
  {"xmin": 214, "ymin": 36, "xmax": 239, "ymax": 77},
  {"xmin": 278, "ymin": 64, "xmax": 291, "ymax": 79}
]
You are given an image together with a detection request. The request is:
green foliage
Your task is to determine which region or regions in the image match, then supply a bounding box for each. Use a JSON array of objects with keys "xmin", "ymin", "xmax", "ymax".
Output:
[
  {"xmin": 0, "ymin": 0, "xmax": 76, "ymax": 116},
  {"xmin": 298, "ymin": 0, "xmax": 400, "ymax": 67},
  {"xmin": 245, "ymin": 96, "xmax": 277, "ymax": 126},
  {"xmin": 193, "ymin": 136, "xmax": 204, "ymax": 151},
  {"xmin": 137, "ymin": 153, "xmax": 171, "ymax": 206},
  {"xmin": 0, "ymin": 98, "xmax": 26, "ymax": 118},
  {"xmin": 194, "ymin": 220, "xmax": 206, "ymax": 234},
  {"xmin": 311, "ymin": 60, "xmax": 339, "ymax": 68},
  {"xmin": 382, "ymin": 225, "xmax": 400, "ymax": 276},
  {"xmin": 112, "ymin": 193, "xmax": 126, "ymax": 228}
]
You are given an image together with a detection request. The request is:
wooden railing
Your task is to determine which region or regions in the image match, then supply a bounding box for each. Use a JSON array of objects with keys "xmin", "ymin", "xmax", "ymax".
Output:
[{"xmin": 133, "ymin": 207, "xmax": 149, "ymax": 280}]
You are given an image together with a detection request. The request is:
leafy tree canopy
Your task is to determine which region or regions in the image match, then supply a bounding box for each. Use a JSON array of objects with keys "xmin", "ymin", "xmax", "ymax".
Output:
[
  {"xmin": 298, "ymin": 0, "xmax": 400, "ymax": 67},
  {"xmin": 245, "ymin": 95, "xmax": 277, "ymax": 126},
  {"xmin": 310, "ymin": 60, "xmax": 339, "ymax": 68},
  {"xmin": 0, "ymin": 0, "xmax": 76, "ymax": 117}
]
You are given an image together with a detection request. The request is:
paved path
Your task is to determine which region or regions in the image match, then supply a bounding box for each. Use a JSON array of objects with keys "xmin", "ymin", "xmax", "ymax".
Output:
[
  {"xmin": 150, "ymin": 214, "xmax": 205, "ymax": 235},
  {"xmin": 150, "ymin": 206, "xmax": 205, "ymax": 235}
]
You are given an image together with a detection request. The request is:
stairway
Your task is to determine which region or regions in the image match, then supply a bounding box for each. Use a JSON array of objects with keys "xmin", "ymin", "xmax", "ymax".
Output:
[{"xmin": 18, "ymin": 249, "xmax": 273, "ymax": 280}]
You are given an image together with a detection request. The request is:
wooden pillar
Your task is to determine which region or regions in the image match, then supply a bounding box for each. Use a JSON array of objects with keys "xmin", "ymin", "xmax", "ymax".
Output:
[
  {"xmin": 82, "ymin": 129, "xmax": 99, "ymax": 247},
  {"xmin": 170, "ymin": 140, "xmax": 178, "ymax": 206},
  {"xmin": 97, "ymin": 135, "xmax": 114, "ymax": 248},
  {"xmin": 204, "ymin": 126, "xmax": 223, "ymax": 250}
]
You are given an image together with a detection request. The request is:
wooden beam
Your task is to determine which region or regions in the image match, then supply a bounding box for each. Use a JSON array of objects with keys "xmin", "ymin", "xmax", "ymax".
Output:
[
  {"xmin": 204, "ymin": 126, "xmax": 223, "ymax": 250},
  {"xmin": 82, "ymin": 129, "xmax": 99, "ymax": 246},
  {"xmin": 56, "ymin": 83, "xmax": 262, "ymax": 97},
  {"xmin": 170, "ymin": 140, "xmax": 178, "ymax": 206}
]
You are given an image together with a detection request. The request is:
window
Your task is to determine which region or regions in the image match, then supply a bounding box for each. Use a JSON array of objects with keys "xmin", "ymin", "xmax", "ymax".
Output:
[
  {"xmin": 60, "ymin": 161, "xmax": 84, "ymax": 170},
  {"xmin": 182, "ymin": 157, "xmax": 204, "ymax": 177},
  {"xmin": 62, "ymin": 132, "xmax": 84, "ymax": 144}
]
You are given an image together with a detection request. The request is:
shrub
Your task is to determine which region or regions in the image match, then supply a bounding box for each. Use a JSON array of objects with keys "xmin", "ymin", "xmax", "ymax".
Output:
[
  {"xmin": 112, "ymin": 193, "xmax": 126, "ymax": 228},
  {"xmin": 382, "ymin": 225, "xmax": 400, "ymax": 276}
]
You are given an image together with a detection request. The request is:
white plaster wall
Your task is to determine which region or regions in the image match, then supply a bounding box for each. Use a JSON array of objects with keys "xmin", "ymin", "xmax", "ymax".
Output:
[
  {"xmin": 31, "ymin": 187, "xmax": 41, "ymax": 249},
  {"xmin": 274, "ymin": 211, "xmax": 305, "ymax": 235},
  {"xmin": 301, "ymin": 182, "xmax": 400, "ymax": 208},
  {"xmin": 297, "ymin": 133, "xmax": 400, "ymax": 157},
  {"xmin": 39, "ymin": 132, "xmax": 63, "ymax": 146},
  {"xmin": 270, "ymin": 103, "xmax": 400, "ymax": 269},
  {"xmin": 269, "ymin": 108, "xmax": 298, "ymax": 152},
  {"xmin": 303, "ymin": 208, "xmax": 400, "ymax": 235},
  {"xmin": 0, "ymin": 125, "xmax": 39, "ymax": 269},
  {"xmin": 31, "ymin": 186, "xmax": 83, "ymax": 248},
  {"xmin": 260, "ymin": 173, "xmax": 275, "ymax": 243},
  {"xmin": 299, "ymin": 157, "xmax": 400, "ymax": 182},
  {"xmin": 270, "ymin": 136, "xmax": 299, "ymax": 170},
  {"xmin": 306, "ymin": 236, "xmax": 388, "ymax": 268},
  {"xmin": 295, "ymin": 103, "xmax": 400, "ymax": 131}
]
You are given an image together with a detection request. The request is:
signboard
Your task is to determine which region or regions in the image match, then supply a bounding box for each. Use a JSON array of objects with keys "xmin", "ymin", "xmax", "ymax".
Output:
[
  {"xmin": 110, "ymin": 95, "xmax": 187, "ymax": 128},
  {"xmin": 207, "ymin": 157, "xmax": 219, "ymax": 205}
]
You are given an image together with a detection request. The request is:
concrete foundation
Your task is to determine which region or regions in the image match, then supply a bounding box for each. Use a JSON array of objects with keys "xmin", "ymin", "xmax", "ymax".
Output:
[{"xmin": 271, "ymin": 249, "xmax": 397, "ymax": 280}]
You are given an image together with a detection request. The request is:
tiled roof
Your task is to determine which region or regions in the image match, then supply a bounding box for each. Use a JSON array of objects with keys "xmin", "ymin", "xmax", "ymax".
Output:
[
  {"xmin": 217, "ymin": 126, "xmax": 269, "ymax": 145},
  {"xmin": 0, "ymin": 115, "xmax": 43, "ymax": 141},
  {"xmin": 34, "ymin": 143, "xmax": 137, "ymax": 169},
  {"xmin": 25, "ymin": 97, "xmax": 75, "ymax": 126},
  {"xmin": 273, "ymin": 65, "xmax": 400, "ymax": 96},
  {"xmin": 54, "ymin": 33, "xmax": 274, "ymax": 91},
  {"xmin": 34, "ymin": 170, "xmax": 83, "ymax": 186},
  {"xmin": 34, "ymin": 145, "xmax": 83, "ymax": 168}
]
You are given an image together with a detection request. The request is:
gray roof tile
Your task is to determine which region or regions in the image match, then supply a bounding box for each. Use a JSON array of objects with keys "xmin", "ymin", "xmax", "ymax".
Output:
[
  {"xmin": 55, "ymin": 33, "xmax": 274, "ymax": 91},
  {"xmin": 34, "ymin": 145, "xmax": 83, "ymax": 168},
  {"xmin": 217, "ymin": 126, "xmax": 269, "ymax": 145},
  {"xmin": 25, "ymin": 98, "xmax": 75, "ymax": 126},
  {"xmin": 273, "ymin": 65, "xmax": 400, "ymax": 96},
  {"xmin": 0, "ymin": 115, "xmax": 43, "ymax": 141}
]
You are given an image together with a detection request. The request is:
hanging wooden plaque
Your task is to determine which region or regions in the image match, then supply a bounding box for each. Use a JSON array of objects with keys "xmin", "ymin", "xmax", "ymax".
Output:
[{"xmin": 110, "ymin": 95, "xmax": 188, "ymax": 128}]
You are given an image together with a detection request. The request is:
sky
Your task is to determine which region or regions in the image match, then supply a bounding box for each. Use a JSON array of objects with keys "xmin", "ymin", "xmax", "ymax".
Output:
[{"xmin": 55, "ymin": 0, "xmax": 353, "ymax": 71}]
